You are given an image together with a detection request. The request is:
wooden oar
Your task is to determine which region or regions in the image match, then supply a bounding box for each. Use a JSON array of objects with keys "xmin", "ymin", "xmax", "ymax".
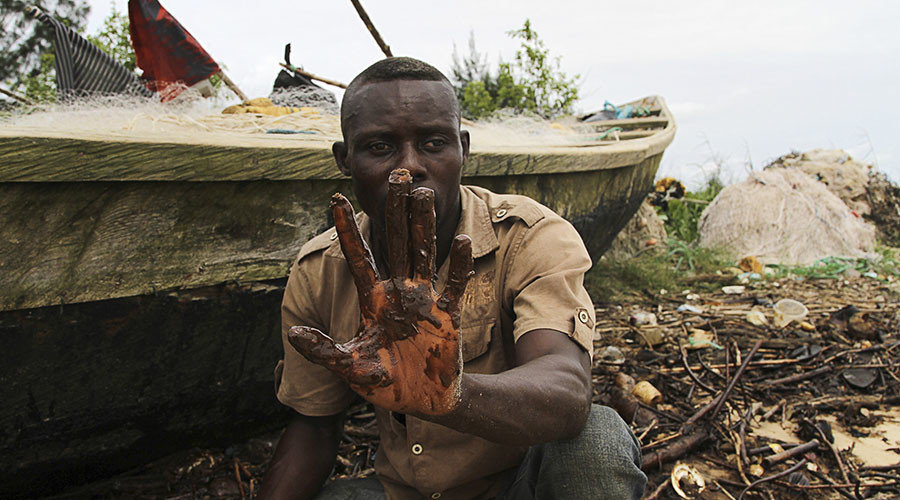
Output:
[
  {"xmin": 279, "ymin": 63, "xmax": 348, "ymax": 89},
  {"xmin": 349, "ymin": 0, "xmax": 393, "ymax": 57}
]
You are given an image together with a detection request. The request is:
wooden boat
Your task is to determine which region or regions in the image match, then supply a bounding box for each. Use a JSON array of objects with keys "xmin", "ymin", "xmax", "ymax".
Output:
[{"xmin": 0, "ymin": 95, "xmax": 674, "ymax": 496}]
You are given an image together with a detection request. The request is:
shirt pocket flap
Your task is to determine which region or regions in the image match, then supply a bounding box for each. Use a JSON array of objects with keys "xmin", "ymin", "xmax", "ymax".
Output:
[{"xmin": 461, "ymin": 321, "xmax": 493, "ymax": 362}]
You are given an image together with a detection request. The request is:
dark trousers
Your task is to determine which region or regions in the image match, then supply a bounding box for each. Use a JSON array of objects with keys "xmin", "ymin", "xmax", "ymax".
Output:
[{"xmin": 316, "ymin": 404, "xmax": 646, "ymax": 499}]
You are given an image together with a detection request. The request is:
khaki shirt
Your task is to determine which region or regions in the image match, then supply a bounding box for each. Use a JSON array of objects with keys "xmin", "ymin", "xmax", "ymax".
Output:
[{"xmin": 277, "ymin": 185, "xmax": 596, "ymax": 500}]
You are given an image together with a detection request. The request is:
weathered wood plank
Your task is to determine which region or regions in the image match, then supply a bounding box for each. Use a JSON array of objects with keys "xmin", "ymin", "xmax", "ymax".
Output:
[
  {"xmin": 0, "ymin": 179, "xmax": 348, "ymax": 311},
  {"xmin": 0, "ymin": 130, "xmax": 667, "ymax": 181},
  {"xmin": 586, "ymin": 115, "xmax": 669, "ymax": 129}
]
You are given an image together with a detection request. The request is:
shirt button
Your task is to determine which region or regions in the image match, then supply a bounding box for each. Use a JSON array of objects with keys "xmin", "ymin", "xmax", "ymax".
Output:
[
  {"xmin": 495, "ymin": 208, "xmax": 508, "ymax": 218},
  {"xmin": 431, "ymin": 493, "xmax": 442, "ymax": 499},
  {"xmin": 411, "ymin": 443, "xmax": 423, "ymax": 455},
  {"xmin": 578, "ymin": 310, "xmax": 590, "ymax": 324},
  {"xmin": 329, "ymin": 232, "xmax": 338, "ymax": 241}
]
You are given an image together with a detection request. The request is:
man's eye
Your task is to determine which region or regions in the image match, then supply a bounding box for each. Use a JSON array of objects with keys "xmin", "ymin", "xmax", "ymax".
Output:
[
  {"xmin": 369, "ymin": 143, "xmax": 391, "ymax": 153},
  {"xmin": 424, "ymin": 138, "xmax": 446, "ymax": 148}
]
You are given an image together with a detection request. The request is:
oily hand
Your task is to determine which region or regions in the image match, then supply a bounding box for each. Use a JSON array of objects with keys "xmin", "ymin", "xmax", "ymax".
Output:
[{"xmin": 287, "ymin": 169, "xmax": 474, "ymax": 415}]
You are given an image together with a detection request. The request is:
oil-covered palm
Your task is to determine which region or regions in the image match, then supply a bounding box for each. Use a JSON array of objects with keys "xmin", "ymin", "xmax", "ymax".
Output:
[{"xmin": 287, "ymin": 169, "xmax": 474, "ymax": 415}]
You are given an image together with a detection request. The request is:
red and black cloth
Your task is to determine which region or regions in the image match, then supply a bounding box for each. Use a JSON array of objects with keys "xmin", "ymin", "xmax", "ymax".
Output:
[{"xmin": 128, "ymin": 0, "xmax": 220, "ymax": 101}]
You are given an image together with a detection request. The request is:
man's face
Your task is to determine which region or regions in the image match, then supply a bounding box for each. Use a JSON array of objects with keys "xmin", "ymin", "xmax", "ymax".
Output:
[{"xmin": 333, "ymin": 80, "xmax": 470, "ymax": 234}]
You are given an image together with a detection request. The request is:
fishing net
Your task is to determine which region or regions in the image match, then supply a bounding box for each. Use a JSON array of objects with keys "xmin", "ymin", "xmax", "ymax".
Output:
[
  {"xmin": 0, "ymin": 92, "xmax": 608, "ymax": 150},
  {"xmin": 697, "ymin": 167, "xmax": 877, "ymax": 265}
]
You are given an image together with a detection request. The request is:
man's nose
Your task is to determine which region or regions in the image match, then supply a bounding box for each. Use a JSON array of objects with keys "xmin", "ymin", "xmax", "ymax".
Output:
[{"xmin": 397, "ymin": 144, "xmax": 427, "ymax": 181}]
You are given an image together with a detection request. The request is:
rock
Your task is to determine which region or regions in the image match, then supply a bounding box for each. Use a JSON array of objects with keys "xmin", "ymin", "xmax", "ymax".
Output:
[
  {"xmin": 746, "ymin": 310, "xmax": 769, "ymax": 326},
  {"xmin": 604, "ymin": 199, "xmax": 667, "ymax": 260},
  {"xmin": 630, "ymin": 311, "xmax": 658, "ymax": 326},
  {"xmin": 208, "ymin": 476, "xmax": 241, "ymax": 498}
]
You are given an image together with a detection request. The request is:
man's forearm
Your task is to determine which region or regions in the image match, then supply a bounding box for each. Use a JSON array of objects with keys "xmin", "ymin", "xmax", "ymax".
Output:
[
  {"xmin": 423, "ymin": 350, "xmax": 592, "ymax": 446},
  {"xmin": 257, "ymin": 413, "xmax": 344, "ymax": 500}
]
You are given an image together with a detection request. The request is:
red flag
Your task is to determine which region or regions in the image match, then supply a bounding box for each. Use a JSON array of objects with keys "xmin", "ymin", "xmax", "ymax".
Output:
[{"xmin": 128, "ymin": 0, "xmax": 220, "ymax": 101}]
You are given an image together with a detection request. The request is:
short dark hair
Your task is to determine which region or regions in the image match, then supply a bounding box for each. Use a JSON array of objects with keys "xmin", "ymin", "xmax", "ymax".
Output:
[
  {"xmin": 348, "ymin": 56, "xmax": 451, "ymax": 89},
  {"xmin": 341, "ymin": 57, "xmax": 458, "ymax": 128}
]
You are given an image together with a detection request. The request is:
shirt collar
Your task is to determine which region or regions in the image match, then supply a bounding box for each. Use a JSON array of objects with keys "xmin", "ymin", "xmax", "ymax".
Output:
[{"xmin": 456, "ymin": 185, "xmax": 499, "ymax": 259}]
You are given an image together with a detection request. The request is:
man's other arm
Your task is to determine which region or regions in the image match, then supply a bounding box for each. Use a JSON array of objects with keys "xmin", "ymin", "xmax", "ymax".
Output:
[
  {"xmin": 423, "ymin": 328, "xmax": 592, "ymax": 446},
  {"xmin": 257, "ymin": 412, "xmax": 344, "ymax": 500}
]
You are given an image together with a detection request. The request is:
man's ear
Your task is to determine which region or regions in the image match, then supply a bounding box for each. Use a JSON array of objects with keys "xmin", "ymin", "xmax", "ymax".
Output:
[
  {"xmin": 460, "ymin": 129, "xmax": 470, "ymax": 162},
  {"xmin": 332, "ymin": 141, "xmax": 351, "ymax": 177}
]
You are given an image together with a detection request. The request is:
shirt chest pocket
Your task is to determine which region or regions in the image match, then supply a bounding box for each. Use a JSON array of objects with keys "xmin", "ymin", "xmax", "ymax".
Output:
[{"xmin": 460, "ymin": 320, "xmax": 493, "ymax": 362}]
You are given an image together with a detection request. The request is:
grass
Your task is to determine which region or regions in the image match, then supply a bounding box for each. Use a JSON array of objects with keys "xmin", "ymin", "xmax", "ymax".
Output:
[
  {"xmin": 770, "ymin": 246, "xmax": 900, "ymax": 281},
  {"xmin": 586, "ymin": 244, "xmax": 733, "ymax": 302},
  {"xmin": 587, "ymin": 175, "xmax": 734, "ymax": 302}
]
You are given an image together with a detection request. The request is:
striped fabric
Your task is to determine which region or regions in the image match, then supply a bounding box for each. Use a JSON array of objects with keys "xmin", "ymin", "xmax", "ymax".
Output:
[{"xmin": 30, "ymin": 7, "xmax": 154, "ymax": 99}]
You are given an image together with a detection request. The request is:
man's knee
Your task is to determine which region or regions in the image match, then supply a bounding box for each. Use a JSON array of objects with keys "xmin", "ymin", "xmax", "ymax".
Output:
[
  {"xmin": 535, "ymin": 404, "xmax": 646, "ymax": 499},
  {"xmin": 549, "ymin": 404, "xmax": 641, "ymax": 466}
]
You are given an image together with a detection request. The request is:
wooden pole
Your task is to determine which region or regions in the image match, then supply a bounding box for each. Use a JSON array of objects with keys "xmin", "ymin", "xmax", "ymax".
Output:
[
  {"xmin": 0, "ymin": 87, "xmax": 35, "ymax": 106},
  {"xmin": 279, "ymin": 63, "xmax": 347, "ymax": 89},
  {"xmin": 349, "ymin": 0, "xmax": 393, "ymax": 57},
  {"xmin": 217, "ymin": 70, "xmax": 248, "ymax": 102}
]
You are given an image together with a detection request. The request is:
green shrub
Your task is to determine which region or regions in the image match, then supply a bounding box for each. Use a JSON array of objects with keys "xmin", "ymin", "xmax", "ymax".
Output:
[{"xmin": 451, "ymin": 20, "xmax": 579, "ymax": 120}]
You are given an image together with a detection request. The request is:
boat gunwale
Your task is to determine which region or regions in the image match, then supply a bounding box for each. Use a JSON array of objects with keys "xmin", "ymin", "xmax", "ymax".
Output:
[{"xmin": 0, "ymin": 96, "xmax": 675, "ymax": 182}]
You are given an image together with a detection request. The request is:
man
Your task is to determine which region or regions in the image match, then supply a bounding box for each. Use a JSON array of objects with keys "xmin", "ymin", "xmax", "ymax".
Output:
[{"xmin": 259, "ymin": 57, "xmax": 645, "ymax": 499}]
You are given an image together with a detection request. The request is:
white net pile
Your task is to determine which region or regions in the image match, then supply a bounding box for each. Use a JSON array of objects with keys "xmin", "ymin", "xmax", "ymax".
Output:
[{"xmin": 697, "ymin": 167, "xmax": 877, "ymax": 265}]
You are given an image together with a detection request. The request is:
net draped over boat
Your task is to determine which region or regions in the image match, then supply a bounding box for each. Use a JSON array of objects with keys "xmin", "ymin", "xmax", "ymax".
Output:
[{"xmin": 30, "ymin": 7, "xmax": 154, "ymax": 100}]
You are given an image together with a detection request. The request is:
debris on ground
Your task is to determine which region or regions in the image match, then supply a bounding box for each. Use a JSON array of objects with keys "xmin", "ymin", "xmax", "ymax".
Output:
[{"xmin": 594, "ymin": 273, "xmax": 900, "ymax": 499}]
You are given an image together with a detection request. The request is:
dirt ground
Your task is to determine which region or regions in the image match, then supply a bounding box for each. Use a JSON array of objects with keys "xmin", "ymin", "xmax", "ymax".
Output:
[{"xmin": 49, "ymin": 272, "xmax": 899, "ymax": 500}]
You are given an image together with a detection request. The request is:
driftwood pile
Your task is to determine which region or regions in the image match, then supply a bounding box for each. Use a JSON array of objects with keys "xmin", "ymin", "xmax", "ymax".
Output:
[{"xmin": 49, "ymin": 273, "xmax": 899, "ymax": 499}]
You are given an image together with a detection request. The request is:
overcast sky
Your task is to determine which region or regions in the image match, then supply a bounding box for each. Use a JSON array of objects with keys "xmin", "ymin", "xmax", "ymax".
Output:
[{"xmin": 86, "ymin": 0, "xmax": 900, "ymax": 187}]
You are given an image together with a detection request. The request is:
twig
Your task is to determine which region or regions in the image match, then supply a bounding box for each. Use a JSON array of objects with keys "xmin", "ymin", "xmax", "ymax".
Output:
[
  {"xmin": 279, "ymin": 63, "xmax": 348, "ymax": 89},
  {"xmin": 763, "ymin": 440, "xmax": 819, "ymax": 466},
  {"xmin": 349, "ymin": 0, "xmax": 393, "ymax": 57},
  {"xmin": 682, "ymin": 346, "xmax": 717, "ymax": 393},
  {"xmin": 710, "ymin": 340, "xmax": 763, "ymax": 422},
  {"xmin": 637, "ymin": 419, "xmax": 658, "ymax": 442},
  {"xmin": 808, "ymin": 468, "xmax": 859, "ymax": 500},
  {"xmin": 642, "ymin": 428, "xmax": 710, "ymax": 472},
  {"xmin": 234, "ymin": 459, "xmax": 246, "ymax": 500},
  {"xmin": 805, "ymin": 419, "xmax": 850, "ymax": 485},
  {"xmin": 217, "ymin": 70, "xmax": 248, "ymax": 102},
  {"xmin": 738, "ymin": 458, "xmax": 808, "ymax": 500},
  {"xmin": 0, "ymin": 86, "xmax": 35, "ymax": 105},
  {"xmin": 764, "ymin": 365, "xmax": 832, "ymax": 386},
  {"xmin": 645, "ymin": 478, "xmax": 670, "ymax": 500}
]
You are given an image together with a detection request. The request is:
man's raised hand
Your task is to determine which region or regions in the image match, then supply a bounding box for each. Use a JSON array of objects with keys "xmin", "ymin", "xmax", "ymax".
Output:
[{"xmin": 287, "ymin": 169, "xmax": 474, "ymax": 415}]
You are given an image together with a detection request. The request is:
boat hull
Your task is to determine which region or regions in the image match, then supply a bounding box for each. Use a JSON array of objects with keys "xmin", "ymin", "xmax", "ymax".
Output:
[{"xmin": 0, "ymin": 97, "xmax": 674, "ymax": 496}]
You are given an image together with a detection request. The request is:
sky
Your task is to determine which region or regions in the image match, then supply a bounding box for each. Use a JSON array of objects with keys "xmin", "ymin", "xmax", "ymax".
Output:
[{"xmin": 85, "ymin": 0, "xmax": 900, "ymax": 188}]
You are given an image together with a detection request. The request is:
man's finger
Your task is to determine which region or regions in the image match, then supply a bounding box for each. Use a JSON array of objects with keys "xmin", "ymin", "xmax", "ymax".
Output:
[
  {"xmin": 438, "ymin": 234, "xmax": 474, "ymax": 316},
  {"xmin": 331, "ymin": 193, "xmax": 379, "ymax": 294},
  {"xmin": 385, "ymin": 169, "xmax": 412, "ymax": 279},
  {"xmin": 287, "ymin": 325, "xmax": 353, "ymax": 375},
  {"xmin": 409, "ymin": 187, "xmax": 436, "ymax": 281}
]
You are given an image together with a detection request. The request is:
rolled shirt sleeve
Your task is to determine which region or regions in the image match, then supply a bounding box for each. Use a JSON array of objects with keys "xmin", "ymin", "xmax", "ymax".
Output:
[{"xmin": 503, "ymin": 214, "xmax": 596, "ymax": 357}]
